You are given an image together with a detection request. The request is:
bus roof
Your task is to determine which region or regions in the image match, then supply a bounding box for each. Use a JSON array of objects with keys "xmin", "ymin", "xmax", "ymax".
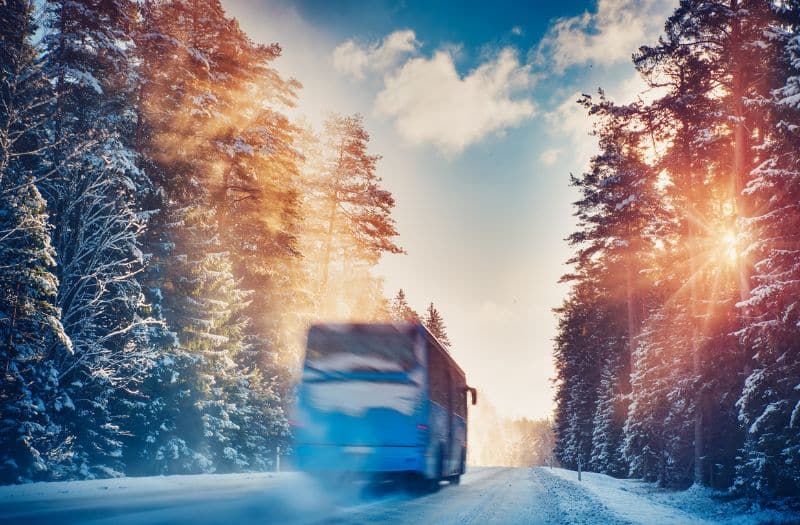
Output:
[{"xmin": 308, "ymin": 322, "xmax": 465, "ymax": 379}]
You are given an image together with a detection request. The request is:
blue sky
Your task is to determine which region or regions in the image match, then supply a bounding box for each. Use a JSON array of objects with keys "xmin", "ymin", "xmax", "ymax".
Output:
[{"xmin": 223, "ymin": 0, "xmax": 676, "ymax": 419}]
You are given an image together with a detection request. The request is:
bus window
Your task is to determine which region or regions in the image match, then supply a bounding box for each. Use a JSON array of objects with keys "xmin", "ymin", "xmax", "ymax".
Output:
[
  {"xmin": 428, "ymin": 345, "xmax": 449, "ymax": 408},
  {"xmin": 452, "ymin": 375, "xmax": 467, "ymax": 418},
  {"xmin": 306, "ymin": 325, "xmax": 417, "ymax": 372}
]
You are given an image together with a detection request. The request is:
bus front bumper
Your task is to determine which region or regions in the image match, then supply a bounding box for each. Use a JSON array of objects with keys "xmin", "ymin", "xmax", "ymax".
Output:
[{"xmin": 294, "ymin": 443, "xmax": 425, "ymax": 474}]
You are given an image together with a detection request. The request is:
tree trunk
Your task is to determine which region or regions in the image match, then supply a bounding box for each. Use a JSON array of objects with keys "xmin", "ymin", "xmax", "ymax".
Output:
[
  {"xmin": 4, "ymin": 283, "xmax": 21, "ymax": 372},
  {"xmin": 625, "ymin": 248, "xmax": 639, "ymax": 384},
  {"xmin": 319, "ymin": 137, "xmax": 346, "ymax": 314},
  {"xmin": 679, "ymin": 93, "xmax": 704, "ymax": 485},
  {"xmin": 730, "ymin": 0, "xmax": 750, "ymax": 303},
  {"xmin": 319, "ymin": 197, "xmax": 337, "ymax": 315},
  {"xmin": 54, "ymin": 0, "xmax": 67, "ymax": 146},
  {"xmin": 134, "ymin": 0, "xmax": 153, "ymax": 154},
  {"xmin": 729, "ymin": 0, "xmax": 754, "ymax": 382},
  {"xmin": 688, "ymin": 210, "xmax": 704, "ymax": 486}
]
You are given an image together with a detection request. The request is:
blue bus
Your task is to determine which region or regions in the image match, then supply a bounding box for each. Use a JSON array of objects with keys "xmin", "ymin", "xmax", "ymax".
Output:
[{"xmin": 292, "ymin": 322, "xmax": 477, "ymax": 490}]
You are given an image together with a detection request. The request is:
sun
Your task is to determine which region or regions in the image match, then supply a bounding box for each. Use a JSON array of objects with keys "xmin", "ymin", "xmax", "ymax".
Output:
[{"xmin": 720, "ymin": 230, "xmax": 738, "ymax": 264}]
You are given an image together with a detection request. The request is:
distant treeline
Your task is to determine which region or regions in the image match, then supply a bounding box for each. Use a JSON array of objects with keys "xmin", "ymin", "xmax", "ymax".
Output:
[
  {"xmin": 468, "ymin": 400, "xmax": 555, "ymax": 468},
  {"xmin": 553, "ymin": 0, "xmax": 800, "ymax": 503}
]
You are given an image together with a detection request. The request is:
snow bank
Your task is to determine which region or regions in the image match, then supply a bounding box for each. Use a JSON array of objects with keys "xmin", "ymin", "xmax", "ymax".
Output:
[
  {"xmin": 0, "ymin": 472, "xmax": 345, "ymax": 525},
  {"xmin": 543, "ymin": 467, "xmax": 800, "ymax": 525},
  {"xmin": 0, "ymin": 472, "xmax": 293, "ymax": 504}
]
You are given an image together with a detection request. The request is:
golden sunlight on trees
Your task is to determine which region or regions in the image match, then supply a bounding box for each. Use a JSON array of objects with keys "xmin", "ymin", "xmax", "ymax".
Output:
[
  {"xmin": 306, "ymin": 113, "xmax": 404, "ymax": 320},
  {"xmin": 554, "ymin": 0, "xmax": 800, "ymax": 501},
  {"xmin": 0, "ymin": 0, "xmax": 411, "ymax": 482}
]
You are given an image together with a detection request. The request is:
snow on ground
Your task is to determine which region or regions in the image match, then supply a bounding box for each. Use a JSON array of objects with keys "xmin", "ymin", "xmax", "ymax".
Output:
[
  {"xmin": 1, "ymin": 467, "xmax": 798, "ymax": 524},
  {"xmin": 544, "ymin": 467, "xmax": 800, "ymax": 525},
  {"xmin": 0, "ymin": 472, "xmax": 290, "ymax": 504},
  {"xmin": 0, "ymin": 471, "xmax": 335, "ymax": 525}
]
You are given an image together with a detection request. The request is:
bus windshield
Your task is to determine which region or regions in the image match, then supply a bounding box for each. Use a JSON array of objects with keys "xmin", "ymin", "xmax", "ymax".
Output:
[{"xmin": 305, "ymin": 325, "xmax": 417, "ymax": 373}]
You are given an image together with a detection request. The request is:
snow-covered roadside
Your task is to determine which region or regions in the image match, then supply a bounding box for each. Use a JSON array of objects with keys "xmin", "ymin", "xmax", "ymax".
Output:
[
  {"xmin": 541, "ymin": 467, "xmax": 800, "ymax": 525},
  {"xmin": 0, "ymin": 471, "xmax": 293, "ymax": 504},
  {"xmin": 0, "ymin": 472, "xmax": 324, "ymax": 525}
]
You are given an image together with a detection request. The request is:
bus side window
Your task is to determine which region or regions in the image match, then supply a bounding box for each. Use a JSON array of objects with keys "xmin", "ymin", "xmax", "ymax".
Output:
[
  {"xmin": 453, "ymin": 377, "xmax": 467, "ymax": 418},
  {"xmin": 429, "ymin": 346, "xmax": 449, "ymax": 408}
]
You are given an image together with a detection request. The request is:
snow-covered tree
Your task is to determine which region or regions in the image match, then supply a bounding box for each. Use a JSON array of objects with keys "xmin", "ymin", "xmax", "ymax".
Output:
[
  {"xmin": 0, "ymin": 181, "xmax": 72, "ymax": 484},
  {"xmin": 555, "ymin": 0, "xmax": 797, "ymax": 495},
  {"xmin": 736, "ymin": 9, "xmax": 800, "ymax": 499},
  {"xmin": 0, "ymin": 0, "xmax": 408, "ymax": 484},
  {"xmin": 590, "ymin": 351, "xmax": 627, "ymax": 477},
  {"xmin": 128, "ymin": 0, "xmax": 295, "ymax": 473},
  {"xmin": 555, "ymin": 91, "xmax": 658, "ymax": 478},
  {"xmin": 0, "ymin": 1, "xmax": 72, "ymax": 483},
  {"xmin": 39, "ymin": 0, "xmax": 159, "ymax": 479}
]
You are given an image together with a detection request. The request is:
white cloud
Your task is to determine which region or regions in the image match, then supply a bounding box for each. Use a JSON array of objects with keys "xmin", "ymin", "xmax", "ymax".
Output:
[
  {"xmin": 608, "ymin": 69, "xmax": 668, "ymax": 105},
  {"xmin": 511, "ymin": 26, "xmax": 523, "ymax": 36},
  {"xmin": 374, "ymin": 48, "xmax": 536, "ymax": 154},
  {"xmin": 539, "ymin": 148, "xmax": 563, "ymax": 165},
  {"xmin": 537, "ymin": 0, "xmax": 676, "ymax": 73},
  {"xmin": 332, "ymin": 29, "xmax": 420, "ymax": 79},
  {"xmin": 545, "ymin": 91, "xmax": 596, "ymax": 171},
  {"xmin": 543, "ymin": 70, "xmax": 662, "ymax": 172}
]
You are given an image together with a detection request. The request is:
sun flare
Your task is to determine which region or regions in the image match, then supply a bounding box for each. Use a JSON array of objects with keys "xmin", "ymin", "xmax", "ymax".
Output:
[{"xmin": 721, "ymin": 230, "xmax": 738, "ymax": 263}]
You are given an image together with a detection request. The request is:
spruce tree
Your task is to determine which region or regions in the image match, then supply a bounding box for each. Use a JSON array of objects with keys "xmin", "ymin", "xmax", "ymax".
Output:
[
  {"xmin": 39, "ymin": 0, "xmax": 159, "ymax": 479},
  {"xmin": 129, "ymin": 0, "xmax": 290, "ymax": 473},
  {"xmin": 390, "ymin": 289, "xmax": 419, "ymax": 322},
  {"xmin": 316, "ymin": 114, "xmax": 403, "ymax": 317},
  {"xmin": 0, "ymin": 0, "xmax": 72, "ymax": 482},
  {"xmin": 736, "ymin": 4, "xmax": 800, "ymax": 498},
  {"xmin": 590, "ymin": 351, "xmax": 627, "ymax": 477},
  {"xmin": 624, "ymin": 0, "xmax": 756, "ymax": 486},
  {"xmin": 556, "ymin": 91, "xmax": 658, "ymax": 478},
  {"xmin": 424, "ymin": 302, "xmax": 451, "ymax": 348}
]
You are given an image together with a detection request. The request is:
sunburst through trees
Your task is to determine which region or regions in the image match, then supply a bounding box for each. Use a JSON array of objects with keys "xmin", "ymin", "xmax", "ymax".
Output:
[{"xmin": 554, "ymin": 0, "xmax": 800, "ymax": 501}]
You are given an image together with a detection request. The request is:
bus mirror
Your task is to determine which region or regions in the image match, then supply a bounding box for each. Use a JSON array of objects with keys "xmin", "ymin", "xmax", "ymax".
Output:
[{"xmin": 467, "ymin": 386, "xmax": 477, "ymax": 405}]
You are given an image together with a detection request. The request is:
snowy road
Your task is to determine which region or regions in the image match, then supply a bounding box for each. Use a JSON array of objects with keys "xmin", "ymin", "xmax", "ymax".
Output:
[{"xmin": 1, "ymin": 467, "xmax": 797, "ymax": 524}]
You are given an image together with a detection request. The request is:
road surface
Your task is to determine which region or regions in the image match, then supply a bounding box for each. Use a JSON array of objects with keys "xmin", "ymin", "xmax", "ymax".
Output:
[
  {"xmin": 1, "ymin": 467, "xmax": 792, "ymax": 524},
  {"xmin": 0, "ymin": 467, "xmax": 615, "ymax": 525}
]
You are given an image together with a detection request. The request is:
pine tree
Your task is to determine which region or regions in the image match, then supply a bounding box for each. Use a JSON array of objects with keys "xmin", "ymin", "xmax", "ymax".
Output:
[
  {"xmin": 623, "ymin": 0, "xmax": 761, "ymax": 487},
  {"xmin": 389, "ymin": 289, "xmax": 419, "ymax": 322},
  {"xmin": 624, "ymin": 303, "xmax": 694, "ymax": 485},
  {"xmin": 555, "ymin": 91, "xmax": 658, "ymax": 478},
  {"xmin": 424, "ymin": 302, "xmax": 451, "ymax": 348},
  {"xmin": 590, "ymin": 351, "xmax": 627, "ymax": 477},
  {"xmin": 40, "ymin": 0, "xmax": 159, "ymax": 479},
  {"xmin": 0, "ymin": 1, "xmax": 72, "ymax": 483},
  {"xmin": 315, "ymin": 114, "xmax": 402, "ymax": 317},
  {"xmin": 0, "ymin": 182, "xmax": 72, "ymax": 484},
  {"xmin": 552, "ymin": 281, "xmax": 615, "ymax": 471},
  {"xmin": 129, "ymin": 207, "xmax": 256, "ymax": 474},
  {"xmin": 553, "ymin": 0, "xmax": 792, "ymax": 493},
  {"xmin": 736, "ymin": 4, "xmax": 800, "ymax": 499},
  {"xmin": 129, "ymin": 0, "xmax": 290, "ymax": 473}
]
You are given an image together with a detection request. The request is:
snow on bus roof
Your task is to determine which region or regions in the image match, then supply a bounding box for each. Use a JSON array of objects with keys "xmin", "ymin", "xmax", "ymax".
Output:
[{"xmin": 307, "ymin": 322, "xmax": 466, "ymax": 379}]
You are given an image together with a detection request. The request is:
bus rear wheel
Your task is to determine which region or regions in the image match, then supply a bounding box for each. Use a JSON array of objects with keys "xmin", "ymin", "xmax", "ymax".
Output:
[
  {"xmin": 409, "ymin": 446, "xmax": 444, "ymax": 494},
  {"xmin": 449, "ymin": 448, "xmax": 465, "ymax": 484},
  {"xmin": 427, "ymin": 446, "xmax": 444, "ymax": 492}
]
